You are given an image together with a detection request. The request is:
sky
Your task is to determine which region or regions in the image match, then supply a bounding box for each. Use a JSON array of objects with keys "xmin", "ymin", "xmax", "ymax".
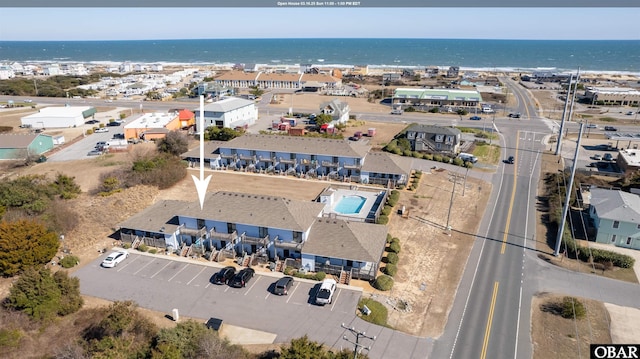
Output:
[{"xmin": 0, "ymin": 8, "xmax": 639, "ymax": 41}]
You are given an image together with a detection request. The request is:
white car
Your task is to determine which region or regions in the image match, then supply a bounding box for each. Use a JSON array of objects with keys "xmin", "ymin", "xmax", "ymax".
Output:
[
  {"xmin": 95, "ymin": 127, "xmax": 109, "ymax": 133},
  {"xmin": 315, "ymin": 278, "xmax": 337, "ymax": 305},
  {"xmin": 101, "ymin": 250, "xmax": 129, "ymax": 268}
]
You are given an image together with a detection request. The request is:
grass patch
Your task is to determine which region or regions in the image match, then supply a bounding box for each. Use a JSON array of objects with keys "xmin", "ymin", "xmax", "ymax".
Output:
[
  {"xmin": 599, "ymin": 117, "xmax": 617, "ymax": 122},
  {"xmin": 473, "ymin": 142, "xmax": 501, "ymax": 164},
  {"xmin": 358, "ymin": 298, "xmax": 390, "ymax": 327},
  {"xmin": 95, "ymin": 154, "xmax": 126, "ymax": 167}
]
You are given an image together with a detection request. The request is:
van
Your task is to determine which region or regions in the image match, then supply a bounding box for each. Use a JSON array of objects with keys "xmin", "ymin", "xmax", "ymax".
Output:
[{"xmin": 458, "ymin": 153, "xmax": 478, "ymax": 163}]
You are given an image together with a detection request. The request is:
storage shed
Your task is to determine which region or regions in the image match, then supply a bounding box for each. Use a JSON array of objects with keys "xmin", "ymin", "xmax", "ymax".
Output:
[{"xmin": 21, "ymin": 106, "xmax": 96, "ymax": 128}]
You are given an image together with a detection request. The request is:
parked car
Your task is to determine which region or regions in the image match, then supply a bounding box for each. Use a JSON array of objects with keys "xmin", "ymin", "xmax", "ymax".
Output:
[
  {"xmin": 506, "ymin": 156, "xmax": 515, "ymax": 164},
  {"xmin": 101, "ymin": 250, "xmax": 129, "ymax": 268},
  {"xmin": 107, "ymin": 121, "xmax": 121, "ymax": 127},
  {"xmin": 212, "ymin": 266, "xmax": 236, "ymax": 285},
  {"xmin": 87, "ymin": 149, "xmax": 104, "ymax": 156},
  {"xmin": 508, "ymin": 113, "xmax": 522, "ymax": 118},
  {"xmin": 85, "ymin": 119, "xmax": 99, "ymax": 124},
  {"xmin": 391, "ymin": 109, "xmax": 403, "ymax": 115},
  {"xmin": 586, "ymin": 124, "xmax": 598, "ymax": 129},
  {"xmin": 112, "ymin": 133, "xmax": 125, "ymax": 139},
  {"xmin": 603, "ymin": 153, "xmax": 614, "ymax": 161},
  {"xmin": 469, "ymin": 116, "xmax": 482, "ymax": 121},
  {"xmin": 315, "ymin": 278, "xmax": 337, "ymax": 305},
  {"xmin": 94, "ymin": 127, "xmax": 109, "ymax": 133},
  {"xmin": 626, "ymin": 111, "xmax": 635, "ymax": 116},
  {"xmin": 273, "ymin": 276, "xmax": 294, "ymax": 295},
  {"xmin": 229, "ymin": 268, "xmax": 255, "ymax": 288},
  {"xmin": 604, "ymin": 126, "xmax": 618, "ymax": 131},
  {"xmin": 593, "ymin": 154, "xmax": 602, "ymax": 160}
]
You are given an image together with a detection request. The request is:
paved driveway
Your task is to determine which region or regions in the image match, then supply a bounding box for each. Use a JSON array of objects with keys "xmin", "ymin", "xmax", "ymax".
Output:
[{"xmin": 74, "ymin": 252, "xmax": 432, "ymax": 358}]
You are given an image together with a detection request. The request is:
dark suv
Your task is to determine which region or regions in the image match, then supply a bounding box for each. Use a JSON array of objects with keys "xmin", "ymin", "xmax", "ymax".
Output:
[
  {"xmin": 273, "ymin": 276, "xmax": 294, "ymax": 295},
  {"xmin": 229, "ymin": 268, "xmax": 255, "ymax": 288},
  {"xmin": 212, "ymin": 266, "xmax": 236, "ymax": 285},
  {"xmin": 507, "ymin": 156, "xmax": 515, "ymax": 164}
]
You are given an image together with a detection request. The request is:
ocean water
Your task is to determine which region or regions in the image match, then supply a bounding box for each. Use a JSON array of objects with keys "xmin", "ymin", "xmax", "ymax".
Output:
[{"xmin": 0, "ymin": 38, "xmax": 638, "ymax": 73}]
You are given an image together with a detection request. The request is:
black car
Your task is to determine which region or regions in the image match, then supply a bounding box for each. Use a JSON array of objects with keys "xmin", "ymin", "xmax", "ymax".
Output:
[
  {"xmin": 106, "ymin": 121, "xmax": 121, "ymax": 127},
  {"xmin": 604, "ymin": 126, "xmax": 617, "ymax": 131},
  {"xmin": 212, "ymin": 266, "xmax": 236, "ymax": 285},
  {"xmin": 507, "ymin": 156, "xmax": 515, "ymax": 164},
  {"xmin": 229, "ymin": 268, "xmax": 255, "ymax": 288},
  {"xmin": 508, "ymin": 113, "xmax": 521, "ymax": 118},
  {"xmin": 273, "ymin": 276, "xmax": 294, "ymax": 295}
]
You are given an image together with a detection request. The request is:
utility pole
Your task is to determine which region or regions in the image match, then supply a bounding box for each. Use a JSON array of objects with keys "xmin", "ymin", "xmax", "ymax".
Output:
[
  {"xmin": 554, "ymin": 123, "xmax": 585, "ymax": 257},
  {"xmin": 555, "ymin": 73, "xmax": 573, "ymax": 155},
  {"xmin": 341, "ymin": 323, "xmax": 376, "ymax": 359},
  {"xmin": 446, "ymin": 171, "xmax": 463, "ymax": 234}
]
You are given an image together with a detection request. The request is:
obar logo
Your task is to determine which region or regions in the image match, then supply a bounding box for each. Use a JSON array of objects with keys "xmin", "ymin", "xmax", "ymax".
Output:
[{"xmin": 591, "ymin": 345, "xmax": 640, "ymax": 359}]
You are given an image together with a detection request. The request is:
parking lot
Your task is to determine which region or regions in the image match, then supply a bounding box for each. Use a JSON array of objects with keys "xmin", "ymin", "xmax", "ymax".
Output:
[{"xmin": 76, "ymin": 253, "xmax": 357, "ymax": 340}]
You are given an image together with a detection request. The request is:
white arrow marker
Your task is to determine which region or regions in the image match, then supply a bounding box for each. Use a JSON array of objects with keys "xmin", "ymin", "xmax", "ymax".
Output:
[{"xmin": 191, "ymin": 95, "xmax": 212, "ymax": 210}]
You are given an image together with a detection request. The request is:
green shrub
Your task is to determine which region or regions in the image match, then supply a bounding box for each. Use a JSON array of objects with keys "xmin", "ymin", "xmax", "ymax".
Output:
[
  {"xmin": 385, "ymin": 252, "xmax": 399, "ymax": 264},
  {"xmin": 59, "ymin": 255, "xmax": 80, "ymax": 268},
  {"xmin": 433, "ymin": 154, "xmax": 442, "ymax": 162},
  {"xmin": 383, "ymin": 263, "xmax": 397, "ymax": 276},
  {"xmin": 393, "ymin": 148, "xmax": 403, "ymax": 155},
  {"xmin": 0, "ymin": 329, "xmax": 22, "ymax": 348},
  {"xmin": 148, "ymin": 249, "xmax": 158, "ymax": 254},
  {"xmin": 398, "ymin": 184, "xmax": 406, "ymax": 190},
  {"xmin": 561, "ymin": 296, "xmax": 586, "ymax": 319},
  {"xmin": 122, "ymin": 243, "xmax": 131, "ymax": 249},
  {"xmin": 372, "ymin": 275, "xmax": 394, "ymax": 291},
  {"xmin": 452, "ymin": 158, "xmax": 464, "ymax": 166},
  {"xmin": 403, "ymin": 150, "xmax": 412, "ymax": 157},
  {"xmin": 414, "ymin": 170, "xmax": 422, "ymax": 178},
  {"xmin": 391, "ymin": 237, "xmax": 400, "ymax": 245},
  {"xmin": 428, "ymin": 107, "xmax": 439, "ymax": 113},
  {"xmin": 357, "ymin": 298, "xmax": 389, "ymax": 326},
  {"xmin": 377, "ymin": 215, "xmax": 389, "ymax": 225},
  {"xmin": 137, "ymin": 244, "xmax": 149, "ymax": 252},
  {"xmin": 411, "ymin": 151, "xmax": 423, "ymax": 158},
  {"xmin": 381, "ymin": 205, "xmax": 392, "ymax": 216},
  {"xmin": 465, "ymin": 162, "xmax": 474, "ymax": 169},
  {"xmin": 386, "ymin": 234, "xmax": 393, "ymax": 243},
  {"xmin": 423, "ymin": 154, "xmax": 433, "ymax": 161},
  {"xmin": 388, "ymin": 241, "xmax": 401, "ymax": 254}
]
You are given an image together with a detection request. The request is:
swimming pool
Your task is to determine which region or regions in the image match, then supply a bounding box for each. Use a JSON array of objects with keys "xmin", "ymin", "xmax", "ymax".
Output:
[{"xmin": 334, "ymin": 195, "xmax": 366, "ymax": 214}]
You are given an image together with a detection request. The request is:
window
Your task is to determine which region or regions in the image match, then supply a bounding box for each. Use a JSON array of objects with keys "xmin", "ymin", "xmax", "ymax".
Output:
[
  {"xmin": 613, "ymin": 220, "xmax": 620, "ymax": 229},
  {"xmin": 293, "ymin": 231, "xmax": 302, "ymax": 243},
  {"xmin": 637, "ymin": 224, "xmax": 640, "ymax": 230},
  {"xmin": 627, "ymin": 237, "xmax": 632, "ymax": 245},
  {"xmin": 611, "ymin": 235, "xmax": 617, "ymax": 243},
  {"xmin": 197, "ymin": 218, "xmax": 205, "ymax": 229},
  {"xmin": 435, "ymin": 134, "xmax": 444, "ymax": 142},
  {"xmin": 226, "ymin": 223, "xmax": 236, "ymax": 234},
  {"xmin": 259, "ymin": 227, "xmax": 268, "ymax": 238}
]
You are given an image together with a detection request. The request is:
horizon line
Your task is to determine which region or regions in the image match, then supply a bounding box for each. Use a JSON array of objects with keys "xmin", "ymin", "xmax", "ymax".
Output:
[{"xmin": 2, "ymin": 37, "xmax": 639, "ymax": 42}]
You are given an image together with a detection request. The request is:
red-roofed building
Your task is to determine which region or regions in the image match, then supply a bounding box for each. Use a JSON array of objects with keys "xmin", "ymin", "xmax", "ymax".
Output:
[{"xmin": 178, "ymin": 109, "xmax": 195, "ymax": 129}]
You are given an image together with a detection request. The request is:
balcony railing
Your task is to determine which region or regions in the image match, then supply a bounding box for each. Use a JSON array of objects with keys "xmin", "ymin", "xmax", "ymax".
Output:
[
  {"xmin": 279, "ymin": 157, "xmax": 297, "ymax": 164},
  {"xmin": 258, "ymin": 155, "xmax": 276, "ymax": 163},
  {"xmin": 239, "ymin": 154, "xmax": 257, "ymax": 162},
  {"xmin": 274, "ymin": 239, "xmax": 303, "ymax": 251},
  {"xmin": 321, "ymin": 160, "xmax": 340, "ymax": 167},
  {"xmin": 240, "ymin": 233, "xmax": 269, "ymax": 247},
  {"xmin": 209, "ymin": 229, "xmax": 237, "ymax": 242},
  {"xmin": 300, "ymin": 159, "xmax": 318, "ymax": 166},
  {"xmin": 343, "ymin": 163, "xmax": 361, "ymax": 169},
  {"xmin": 220, "ymin": 153, "xmax": 237, "ymax": 160},
  {"xmin": 180, "ymin": 226, "xmax": 207, "ymax": 238}
]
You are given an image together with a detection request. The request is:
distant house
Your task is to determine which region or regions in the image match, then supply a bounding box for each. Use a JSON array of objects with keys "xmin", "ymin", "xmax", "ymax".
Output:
[
  {"xmin": 177, "ymin": 109, "xmax": 196, "ymax": 130},
  {"xmin": 0, "ymin": 65, "xmax": 15, "ymax": 80},
  {"xmin": 404, "ymin": 124, "xmax": 462, "ymax": 154},
  {"xmin": 617, "ymin": 149, "xmax": 640, "ymax": 173},
  {"xmin": 392, "ymin": 88, "xmax": 482, "ymax": 112},
  {"xmin": 383, "ymin": 73, "xmax": 401, "ymax": 82},
  {"xmin": 319, "ymin": 99, "xmax": 350, "ymax": 125},
  {"xmin": 424, "ymin": 67, "xmax": 440, "ymax": 78},
  {"xmin": 0, "ymin": 133, "xmax": 54, "ymax": 160},
  {"xmin": 588, "ymin": 188, "xmax": 640, "ymax": 250},
  {"xmin": 196, "ymin": 82, "xmax": 233, "ymax": 98},
  {"xmin": 446, "ymin": 66, "xmax": 460, "ymax": 78}
]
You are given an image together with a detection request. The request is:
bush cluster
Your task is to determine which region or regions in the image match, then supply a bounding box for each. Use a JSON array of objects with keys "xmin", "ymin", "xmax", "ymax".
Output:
[
  {"xmin": 98, "ymin": 153, "xmax": 187, "ymax": 194},
  {"xmin": 563, "ymin": 236, "xmax": 635, "ymax": 268},
  {"xmin": 137, "ymin": 244, "xmax": 149, "ymax": 252},
  {"xmin": 383, "ymin": 264, "xmax": 397, "ymax": 276},
  {"xmin": 385, "ymin": 252, "xmax": 398, "ymax": 264},
  {"xmin": 59, "ymin": 255, "xmax": 80, "ymax": 268},
  {"xmin": 284, "ymin": 267, "xmax": 326, "ymax": 281},
  {"xmin": 377, "ymin": 214, "xmax": 389, "ymax": 225},
  {"xmin": 388, "ymin": 241, "xmax": 401, "ymax": 254},
  {"xmin": 561, "ymin": 296, "xmax": 586, "ymax": 319},
  {"xmin": 372, "ymin": 275, "xmax": 394, "ymax": 291}
]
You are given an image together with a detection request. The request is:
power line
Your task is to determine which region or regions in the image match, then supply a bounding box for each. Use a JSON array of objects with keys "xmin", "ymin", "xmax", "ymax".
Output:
[{"xmin": 341, "ymin": 323, "xmax": 376, "ymax": 359}]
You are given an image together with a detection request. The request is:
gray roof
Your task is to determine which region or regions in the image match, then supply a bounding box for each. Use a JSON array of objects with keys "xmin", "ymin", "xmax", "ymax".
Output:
[
  {"xmin": 117, "ymin": 200, "xmax": 184, "ymax": 234},
  {"xmin": 590, "ymin": 188, "xmax": 640, "ymax": 223},
  {"xmin": 303, "ymin": 218, "xmax": 388, "ymax": 263},
  {"xmin": 203, "ymin": 97, "xmax": 255, "ymax": 112},
  {"xmin": 182, "ymin": 140, "xmax": 224, "ymax": 159},
  {"xmin": 319, "ymin": 99, "xmax": 350, "ymax": 118},
  {"xmin": 0, "ymin": 133, "xmax": 42, "ymax": 149},
  {"xmin": 222, "ymin": 134, "xmax": 371, "ymax": 159},
  {"xmin": 406, "ymin": 124, "xmax": 461, "ymax": 137},
  {"xmin": 361, "ymin": 151, "xmax": 413, "ymax": 175},
  {"xmin": 119, "ymin": 191, "xmax": 325, "ymax": 233}
]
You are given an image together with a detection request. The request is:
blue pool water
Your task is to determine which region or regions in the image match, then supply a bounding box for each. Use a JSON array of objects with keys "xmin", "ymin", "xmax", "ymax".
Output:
[{"xmin": 334, "ymin": 195, "xmax": 366, "ymax": 215}]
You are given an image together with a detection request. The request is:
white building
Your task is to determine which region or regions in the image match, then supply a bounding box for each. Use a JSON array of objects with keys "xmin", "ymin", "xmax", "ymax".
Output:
[
  {"xmin": 196, "ymin": 97, "xmax": 258, "ymax": 130},
  {"xmin": 21, "ymin": 106, "xmax": 96, "ymax": 128},
  {"xmin": 43, "ymin": 64, "xmax": 60, "ymax": 76},
  {"xmin": 0, "ymin": 65, "xmax": 15, "ymax": 80}
]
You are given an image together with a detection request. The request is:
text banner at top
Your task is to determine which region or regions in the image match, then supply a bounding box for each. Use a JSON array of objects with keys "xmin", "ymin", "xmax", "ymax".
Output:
[{"xmin": 0, "ymin": 0, "xmax": 638, "ymax": 7}]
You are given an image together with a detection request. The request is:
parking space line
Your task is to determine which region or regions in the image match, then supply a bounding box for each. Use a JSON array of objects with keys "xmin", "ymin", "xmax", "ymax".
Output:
[
  {"xmin": 286, "ymin": 283, "xmax": 300, "ymax": 303},
  {"xmin": 330, "ymin": 289, "xmax": 342, "ymax": 311},
  {"xmin": 167, "ymin": 263, "xmax": 189, "ymax": 282},
  {"xmin": 244, "ymin": 276, "xmax": 261, "ymax": 296},
  {"xmin": 187, "ymin": 267, "xmax": 206, "ymax": 286},
  {"xmin": 205, "ymin": 282, "xmax": 212, "ymax": 288},
  {"xmin": 133, "ymin": 258, "xmax": 154, "ymax": 276},
  {"xmin": 150, "ymin": 261, "xmax": 172, "ymax": 279},
  {"xmin": 265, "ymin": 292, "xmax": 270, "ymax": 300},
  {"xmin": 116, "ymin": 255, "xmax": 139, "ymax": 272}
]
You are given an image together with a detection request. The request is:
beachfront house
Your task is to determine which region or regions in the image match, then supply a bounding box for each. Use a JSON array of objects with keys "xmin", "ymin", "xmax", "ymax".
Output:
[
  {"xmin": 588, "ymin": 188, "xmax": 640, "ymax": 250},
  {"xmin": 195, "ymin": 97, "xmax": 257, "ymax": 131},
  {"xmin": 392, "ymin": 87, "xmax": 482, "ymax": 112},
  {"xmin": 446, "ymin": 66, "xmax": 460, "ymax": 78},
  {"xmin": 403, "ymin": 124, "xmax": 462, "ymax": 154},
  {"xmin": 116, "ymin": 190, "xmax": 388, "ymax": 280}
]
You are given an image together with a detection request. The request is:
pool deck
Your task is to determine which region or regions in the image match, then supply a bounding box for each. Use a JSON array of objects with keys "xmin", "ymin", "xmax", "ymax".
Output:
[{"xmin": 322, "ymin": 187, "xmax": 384, "ymax": 221}]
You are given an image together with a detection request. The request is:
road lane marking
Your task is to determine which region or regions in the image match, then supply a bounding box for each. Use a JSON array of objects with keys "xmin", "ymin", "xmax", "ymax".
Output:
[
  {"xmin": 150, "ymin": 261, "xmax": 172, "ymax": 279},
  {"xmin": 286, "ymin": 283, "xmax": 300, "ymax": 303},
  {"xmin": 244, "ymin": 276, "xmax": 261, "ymax": 295},
  {"xmin": 480, "ymin": 281, "xmax": 500, "ymax": 359},
  {"xmin": 330, "ymin": 289, "xmax": 342, "ymax": 312},
  {"xmin": 187, "ymin": 267, "xmax": 206, "ymax": 285},
  {"xmin": 133, "ymin": 258, "xmax": 155, "ymax": 276},
  {"xmin": 167, "ymin": 263, "xmax": 189, "ymax": 282},
  {"xmin": 501, "ymin": 131, "xmax": 520, "ymax": 254}
]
